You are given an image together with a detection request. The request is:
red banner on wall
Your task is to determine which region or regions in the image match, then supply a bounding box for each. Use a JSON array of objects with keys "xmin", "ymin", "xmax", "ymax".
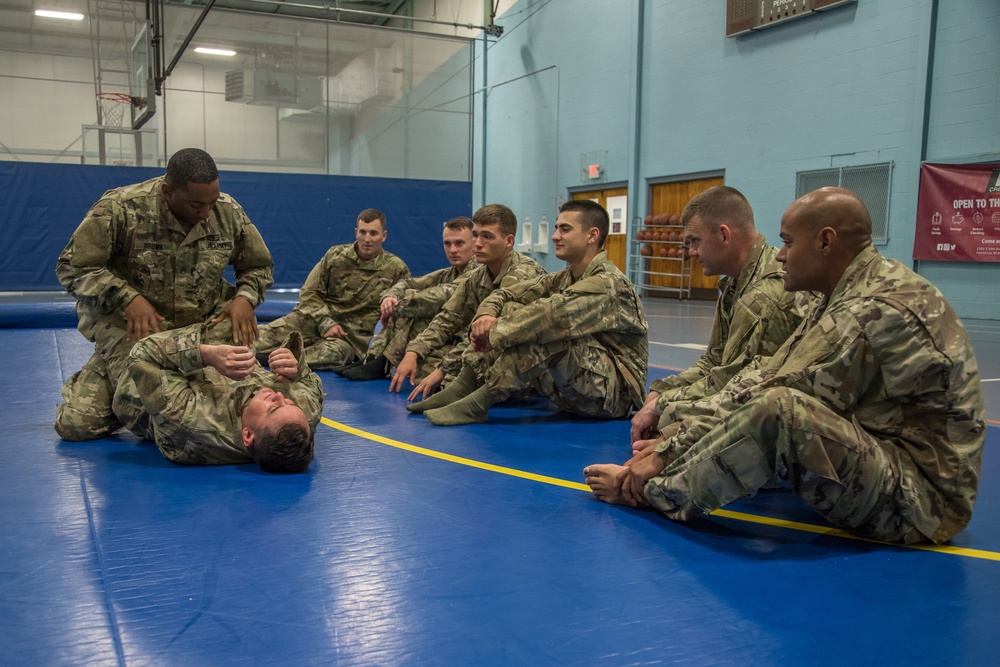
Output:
[{"xmin": 914, "ymin": 162, "xmax": 1000, "ymax": 262}]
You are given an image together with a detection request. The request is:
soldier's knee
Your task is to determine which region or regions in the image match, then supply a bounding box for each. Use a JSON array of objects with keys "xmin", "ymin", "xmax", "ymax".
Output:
[
  {"xmin": 56, "ymin": 358, "xmax": 121, "ymax": 441},
  {"xmin": 54, "ymin": 403, "xmax": 120, "ymax": 441}
]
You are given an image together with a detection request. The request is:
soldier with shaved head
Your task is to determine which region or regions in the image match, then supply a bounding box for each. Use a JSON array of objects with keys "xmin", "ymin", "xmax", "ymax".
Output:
[
  {"xmin": 586, "ymin": 187, "xmax": 985, "ymax": 545},
  {"xmin": 631, "ymin": 185, "xmax": 810, "ymax": 451}
]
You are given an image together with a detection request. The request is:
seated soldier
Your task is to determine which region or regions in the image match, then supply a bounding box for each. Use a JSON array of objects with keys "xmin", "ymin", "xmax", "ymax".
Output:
[
  {"xmin": 255, "ymin": 208, "xmax": 409, "ymax": 370},
  {"xmin": 630, "ymin": 186, "xmax": 810, "ymax": 449},
  {"xmin": 340, "ymin": 215, "xmax": 477, "ymax": 381},
  {"xmin": 112, "ymin": 323, "xmax": 323, "ymax": 473},
  {"xmin": 409, "ymin": 200, "xmax": 648, "ymax": 426},
  {"xmin": 585, "ymin": 187, "xmax": 985, "ymax": 545},
  {"xmin": 389, "ymin": 204, "xmax": 546, "ymax": 399}
]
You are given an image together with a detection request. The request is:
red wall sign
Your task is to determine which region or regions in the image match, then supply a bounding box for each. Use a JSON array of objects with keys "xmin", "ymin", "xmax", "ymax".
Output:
[{"xmin": 914, "ymin": 162, "xmax": 1000, "ymax": 262}]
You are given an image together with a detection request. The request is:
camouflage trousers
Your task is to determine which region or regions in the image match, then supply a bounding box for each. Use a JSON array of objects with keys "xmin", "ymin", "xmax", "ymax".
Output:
[
  {"xmin": 466, "ymin": 335, "xmax": 634, "ymax": 419},
  {"xmin": 369, "ymin": 315, "xmax": 452, "ymax": 378},
  {"xmin": 643, "ymin": 387, "xmax": 925, "ymax": 544},
  {"xmin": 55, "ymin": 310, "xmax": 140, "ymax": 441},
  {"xmin": 256, "ymin": 310, "xmax": 361, "ymax": 370},
  {"xmin": 55, "ymin": 315, "xmax": 234, "ymax": 441}
]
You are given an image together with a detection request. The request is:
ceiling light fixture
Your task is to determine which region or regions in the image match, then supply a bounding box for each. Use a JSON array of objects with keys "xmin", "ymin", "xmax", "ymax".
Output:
[
  {"xmin": 34, "ymin": 9, "xmax": 85, "ymax": 20},
  {"xmin": 194, "ymin": 47, "xmax": 237, "ymax": 57}
]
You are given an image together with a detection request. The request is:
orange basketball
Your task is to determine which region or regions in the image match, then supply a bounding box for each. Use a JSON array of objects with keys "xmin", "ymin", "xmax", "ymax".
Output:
[
  {"xmin": 644, "ymin": 214, "xmax": 653, "ymax": 226},
  {"xmin": 657, "ymin": 245, "xmax": 670, "ymax": 257},
  {"xmin": 669, "ymin": 214, "xmax": 681, "ymax": 226},
  {"xmin": 640, "ymin": 244, "xmax": 653, "ymax": 256}
]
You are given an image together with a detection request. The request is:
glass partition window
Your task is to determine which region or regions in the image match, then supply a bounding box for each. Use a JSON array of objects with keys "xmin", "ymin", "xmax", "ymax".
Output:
[{"xmin": 0, "ymin": 0, "xmax": 473, "ymax": 181}]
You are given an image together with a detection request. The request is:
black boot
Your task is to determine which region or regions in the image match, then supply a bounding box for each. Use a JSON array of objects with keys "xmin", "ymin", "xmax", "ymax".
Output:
[
  {"xmin": 331, "ymin": 358, "xmax": 364, "ymax": 376},
  {"xmin": 255, "ymin": 352, "xmax": 271, "ymax": 367},
  {"xmin": 343, "ymin": 355, "xmax": 390, "ymax": 381}
]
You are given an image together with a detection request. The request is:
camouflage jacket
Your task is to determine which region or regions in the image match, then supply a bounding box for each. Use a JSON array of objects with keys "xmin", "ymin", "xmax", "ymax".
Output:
[
  {"xmin": 56, "ymin": 176, "xmax": 274, "ymax": 336},
  {"xmin": 652, "ymin": 236, "xmax": 810, "ymax": 405},
  {"xmin": 293, "ymin": 243, "xmax": 410, "ymax": 354},
  {"xmin": 476, "ymin": 251, "xmax": 649, "ymax": 408},
  {"xmin": 658, "ymin": 245, "xmax": 985, "ymax": 543},
  {"xmin": 382, "ymin": 259, "xmax": 479, "ymax": 320},
  {"xmin": 124, "ymin": 324, "xmax": 324, "ymax": 466},
  {"xmin": 405, "ymin": 251, "xmax": 545, "ymax": 362}
]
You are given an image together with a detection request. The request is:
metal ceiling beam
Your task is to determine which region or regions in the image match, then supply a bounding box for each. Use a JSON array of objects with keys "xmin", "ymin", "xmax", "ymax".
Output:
[
  {"xmin": 156, "ymin": 0, "xmax": 486, "ymax": 31},
  {"xmin": 373, "ymin": 0, "xmax": 409, "ymax": 27},
  {"xmin": 159, "ymin": 0, "xmax": 216, "ymax": 92}
]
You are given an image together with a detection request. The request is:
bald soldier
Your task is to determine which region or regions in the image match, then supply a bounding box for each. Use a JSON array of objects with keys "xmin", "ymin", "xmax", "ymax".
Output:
[
  {"xmin": 55, "ymin": 148, "xmax": 274, "ymax": 441},
  {"xmin": 255, "ymin": 208, "xmax": 410, "ymax": 370},
  {"xmin": 410, "ymin": 200, "xmax": 648, "ymax": 426},
  {"xmin": 631, "ymin": 186, "xmax": 810, "ymax": 448},
  {"xmin": 585, "ymin": 187, "xmax": 985, "ymax": 545}
]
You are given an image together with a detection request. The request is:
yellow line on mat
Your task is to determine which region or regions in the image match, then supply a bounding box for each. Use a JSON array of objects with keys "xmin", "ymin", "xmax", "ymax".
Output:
[
  {"xmin": 321, "ymin": 417, "xmax": 1000, "ymax": 562},
  {"xmin": 321, "ymin": 417, "xmax": 589, "ymax": 491}
]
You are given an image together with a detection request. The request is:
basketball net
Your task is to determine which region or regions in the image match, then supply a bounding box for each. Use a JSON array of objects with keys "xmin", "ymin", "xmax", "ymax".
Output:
[
  {"xmin": 96, "ymin": 92, "xmax": 134, "ymax": 131},
  {"xmin": 95, "ymin": 92, "xmax": 137, "ymax": 165}
]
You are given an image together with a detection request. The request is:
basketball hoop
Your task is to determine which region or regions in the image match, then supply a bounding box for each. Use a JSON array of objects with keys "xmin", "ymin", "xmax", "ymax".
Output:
[{"xmin": 96, "ymin": 92, "xmax": 138, "ymax": 130}]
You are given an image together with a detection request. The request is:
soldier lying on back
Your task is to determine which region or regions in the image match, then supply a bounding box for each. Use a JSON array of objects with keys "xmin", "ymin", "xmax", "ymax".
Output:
[{"xmin": 113, "ymin": 323, "xmax": 323, "ymax": 473}]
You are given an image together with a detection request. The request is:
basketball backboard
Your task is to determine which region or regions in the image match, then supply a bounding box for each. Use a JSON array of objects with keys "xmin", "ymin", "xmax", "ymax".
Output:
[{"xmin": 129, "ymin": 20, "xmax": 156, "ymax": 129}]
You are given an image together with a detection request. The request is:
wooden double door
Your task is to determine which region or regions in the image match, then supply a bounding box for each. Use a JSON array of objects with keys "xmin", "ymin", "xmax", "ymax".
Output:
[{"xmin": 572, "ymin": 176, "xmax": 723, "ymax": 297}]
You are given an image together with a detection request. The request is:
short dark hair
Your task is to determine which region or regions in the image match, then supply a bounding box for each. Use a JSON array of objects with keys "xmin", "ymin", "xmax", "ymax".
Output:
[
  {"xmin": 473, "ymin": 204, "xmax": 517, "ymax": 237},
  {"xmin": 559, "ymin": 199, "xmax": 610, "ymax": 247},
  {"xmin": 358, "ymin": 208, "xmax": 387, "ymax": 230},
  {"xmin": 681, "ymin": 185, "xmax": 754, "ymax": 234},
  {"xmin": 250, "ymin": 422, "xmax": 314, "ymax": 474},
  {"xmin": 165, "ymin": 148, "xmax": 218, "ymax": 190},
  {"xmin": 444, "ymin": 216, "xmax": 473, "ymax": 232}
]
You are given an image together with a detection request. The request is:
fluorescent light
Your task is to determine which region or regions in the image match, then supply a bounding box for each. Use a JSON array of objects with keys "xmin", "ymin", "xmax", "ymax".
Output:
[
  {"xmin": 35, "ymin": 9, "xmax": 84, "ymax": 20},
  {"xmin": 194, "ymin": 47, "xmax": 236, "ymax": 57}
]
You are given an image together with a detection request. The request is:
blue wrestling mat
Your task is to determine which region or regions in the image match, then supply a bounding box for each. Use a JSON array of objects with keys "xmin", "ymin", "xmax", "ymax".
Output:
[{"xmin": 3, "ymin": 305, "xmax": 999, "ymax": 666}]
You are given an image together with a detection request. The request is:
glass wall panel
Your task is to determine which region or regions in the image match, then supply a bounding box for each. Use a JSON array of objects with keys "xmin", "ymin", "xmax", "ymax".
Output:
[{"xmin": 0, "ymin": 0, "xmax": 473, "ymax": 181}]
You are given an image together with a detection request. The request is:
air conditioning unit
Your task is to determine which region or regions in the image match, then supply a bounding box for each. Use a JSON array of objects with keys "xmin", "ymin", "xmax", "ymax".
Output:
[{"xmin": 225, "ymin": 69, "xmax": 322, "ymax": 109}]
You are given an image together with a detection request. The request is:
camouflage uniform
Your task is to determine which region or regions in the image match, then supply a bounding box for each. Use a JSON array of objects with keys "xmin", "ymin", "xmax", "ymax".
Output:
[
  {"xmin": 405, "ymin": 251, "xmax": 546, "ymax": 380},
  {"xmin": 650, "ymin": 236, "xmax": 810, "ymax": 405},
  {"xmin": 367, "ymin": 260, "xmax": 478, "ymax": 377},
  {"xmin": 645, "ymin": 246, "xmax": 985, "ymax": 545},
  {"xmin": 466, "ymin": 251, "xmax": 649, "ymax": 418},
  {"xmin": 112, "ymin": 323, "xmax": 324, "ymax": 466},
  {"xmin": 54, "ymin": 176, "xmax": 274, "ymax": 441},
  {"xmin": 256, "ymin": 244, "xmax": 409, "ymax": 369}
]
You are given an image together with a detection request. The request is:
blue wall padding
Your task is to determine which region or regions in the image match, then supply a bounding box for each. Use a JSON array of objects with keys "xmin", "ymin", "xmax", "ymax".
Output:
[{"xmin": 0, "ymin": 162, "xmax": 472, "ymax": 292}]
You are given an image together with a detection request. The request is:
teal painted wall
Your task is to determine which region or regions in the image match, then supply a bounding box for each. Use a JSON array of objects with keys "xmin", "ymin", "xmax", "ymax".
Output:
[
  {"xmin": 473, "ymin": 0, "xmax": 636, "ymax": 271},
  {"xmin": 916, "ymin": 0, "xmax": 1000, "ymax": 321},
  {"xmin": 473, "ymin": 0, "xmax": 1000, "ymax": 320}
]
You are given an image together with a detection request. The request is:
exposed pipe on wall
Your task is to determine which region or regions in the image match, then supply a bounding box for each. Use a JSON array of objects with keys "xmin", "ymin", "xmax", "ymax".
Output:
[
  {"xmin": 919, "ymin": 0, "xmax": 939, "ymax": 163},
  {"xmin": 479, "ymin": 30, "xmax": 488, "ymax": 206},
  {"xmin": 625, "ymin": 0, "xmax": 645, "ymax": 280}
]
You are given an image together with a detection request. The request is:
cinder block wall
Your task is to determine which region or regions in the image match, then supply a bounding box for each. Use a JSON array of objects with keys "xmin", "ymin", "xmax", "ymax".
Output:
[{"xmin": 475, "ymin": 0, "xmax": 1000, "ymax": 320}]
